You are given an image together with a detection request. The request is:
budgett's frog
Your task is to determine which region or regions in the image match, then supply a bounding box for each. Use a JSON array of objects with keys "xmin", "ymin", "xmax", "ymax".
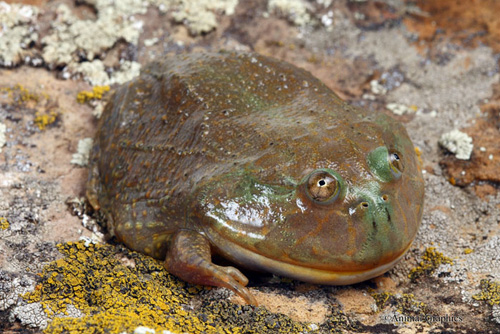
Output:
[{"xmin": 87, "ymin": 51, "xmax": 425, "ymax": 305}]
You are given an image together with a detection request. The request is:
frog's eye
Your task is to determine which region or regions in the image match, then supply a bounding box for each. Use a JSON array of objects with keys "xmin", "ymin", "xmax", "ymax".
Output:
[
  {"xmin": 388, "ymin": 151, "xmax": 403, "ymax": 178},
  {"xmin": 306, "ymin": 170, "xmax": 339, "ymax": 204}
]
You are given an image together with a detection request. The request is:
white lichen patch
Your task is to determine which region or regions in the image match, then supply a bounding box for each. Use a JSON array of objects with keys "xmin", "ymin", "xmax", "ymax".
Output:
[
  {"xmin": 169, "ymin": 0, "xmax": 239, "ymax": 35},
  {"xmin": 370, "ymin": 79, "xmax": 387, "ymax": 95},
  {"xmin": 2, "ymin": 0, "xmax": 240, "ymax": 84},
  {"xmin": 493, "ymin": 304, "xmax": 500, "ymax": 324},
  {"xmin": 0, "ymin": 273, "xmax": 36, "ymax": 311},
  {"xmin": 71, "ymin": 138, "xmax": 93, "ymax": 167},
  {"xmin": 66, "ymin": 60, "xmax": 109, "ymax": 87},
  {"xmin": 66, "ymin": 59, "xmax": 141, "ymax": 86},
  {"xmin": 93, "ymin": 102, "xmax": 105, "ymax": 119},
  {"xmin": 320, "ymin": 10, "xmax": 334, "ymax": 29},
  {"xmin": 39, "ymin": 0, "xmax": 239, "ymax": 84},
  {"xmin": 316, "ymin": 0, "xmax": 332, "ymax": 7},
  {"xmin": 11, "ymin": 302, "xmax": 48, "ymax": 329},
  {"xmin": 439, "ymin": 129, "xmax": 474, "ymax": 160},
  {"xmin": 111, "ymin": 60, "xmax": 142, "ymax": 85},
  {"xmin": 42, "ymin": 2, "xmax": 146, "ymax": 67},
  {"xmin": 0, "ymin": 2, "xmax": 39, "ymax": 67},
  {"xmin": 134, "ymin": 326, "xmax": 156, "ymax": 334},
  {"xmin": 0, "ymin": 122, "xmax": 6, "ymax": 153},
  {"xmin": 386, "ymin": 102, "xmax": 415, "ymax": 115},
  {"xmin": 144, "ymin": 37, "xmax": 159, "ymax": 46},
  {"xmin": 268, "ymin": 0, "xmax": 313, "ymax": 26}
]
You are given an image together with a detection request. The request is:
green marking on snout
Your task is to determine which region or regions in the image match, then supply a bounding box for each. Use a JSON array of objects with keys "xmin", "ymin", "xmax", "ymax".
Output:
[{"xmin": 367, "ymin": 146, "xmax": 393, "ymax": 183}]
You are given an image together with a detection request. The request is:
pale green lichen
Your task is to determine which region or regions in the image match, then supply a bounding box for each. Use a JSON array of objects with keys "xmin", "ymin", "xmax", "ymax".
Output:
[
  {"xmin": 41, "ymin": 1, "xmax": 145, "ymax": 85},
  {"xmin": 386, "ymin": 102, "xmax": 419, "ymax": 115},
  {"xmin": 41, "ymin": 0, "xmax": 145, "ymax": 85},
  {"xmin": 109, "ymin": 60, "xmax": 142, "ymax": 85},
  {"xmin": 0, "ymin": 2, "xmax": 39, "ymax": 67},
  {"xmin": 439, "ymin": 129, "xmax": 474, "ymax": 160},
  {"xmin": 268, "ymin": 0, "xmax": 313, "ymax": 26},
  {"xmin": 65, "ymin": 60, "xmax": 109, "ymax": 86},
  {"xmin": 41, "ymin": 0, "xmax": 240, "ymax": 70},
  {"xmin": 169, "ymin": 0, "xmax": 239, "ymax": 35},
  {"xmin": 71, "ymin": 138, "xmax": 94, "ymax": 167},
  {"xmin": 3, "ymin": 0, "xmax": 239, "ymax": 84},
  {"xmin": 66, "ymin": 60, "xmax": 141, "ymax": 86},
  {"xmin": 42, "ymin": 2, "xmax": 146, "ymax": 66}
]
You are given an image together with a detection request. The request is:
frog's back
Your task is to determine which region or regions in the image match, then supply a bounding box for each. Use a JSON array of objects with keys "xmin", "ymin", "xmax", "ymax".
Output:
[{"xmin": 90, "ymin": 52, "xmax": 347, "ymax": 205}]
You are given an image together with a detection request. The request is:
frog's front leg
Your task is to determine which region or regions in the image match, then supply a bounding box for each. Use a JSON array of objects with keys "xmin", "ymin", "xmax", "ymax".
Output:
[{"xmin": 164, "ymin": 229, "xmax": 258, "ymax": 306}]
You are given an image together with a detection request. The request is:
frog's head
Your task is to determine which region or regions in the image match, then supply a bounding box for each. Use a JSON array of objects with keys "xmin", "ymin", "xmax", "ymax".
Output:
[{"xmin": 192, "ymin": 114, "xmax": 424, "ymax": 285}]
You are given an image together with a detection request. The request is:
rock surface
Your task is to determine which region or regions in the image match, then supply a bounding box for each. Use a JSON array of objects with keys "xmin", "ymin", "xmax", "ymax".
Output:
[{"xmin": 1, "ymin": 0, "xmax": 500, "ymax": 333}]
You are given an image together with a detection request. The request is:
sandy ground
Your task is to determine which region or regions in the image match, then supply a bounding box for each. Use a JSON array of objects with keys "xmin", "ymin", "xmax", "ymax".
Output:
[{"xmin": 1, "ymin": 0, "xmax": 500, "ymax": 333}]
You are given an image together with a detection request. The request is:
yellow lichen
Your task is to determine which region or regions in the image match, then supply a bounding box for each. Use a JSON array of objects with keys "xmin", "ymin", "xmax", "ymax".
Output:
[
  {"xmin": 323, "ymin": 305, "xmax": 352, "ymax": 334},
  {"xmin": 370, "ymin": 291, "xmax": 427, "ymax": 315},
  {"xmin": 76, "ymin": 86, "xmax": 110, "ymax": 104},
  {"xmin": 1, "ymin": 84, "xmax": 61, "ymax": 130},
  {"xmin": 414, "ymin": 146, "xmax": 424, "ymax": 169},
  {"xmin": 396, "ymin": 293, "xmax": 428, "ymax": 315},
  {"xmin": 370, "ymin": 291, "xmax": 393, "ymax": 310},
  {"xmin": 1, "ymin": 84, "xmax": 39, "ymax": 104},
  {"xmin": 23, "ymin": 241, "xmax": 308, "ymax": 334},
  {"xmin": 0, "ymin": 217, "xmax": 9, "ymax": 230},
  {"xmin": 307, "ymin": 54, "xmax": 318, "ymax": 63},
  {"xmin": 414, "ymin": 146, "xmax": 422, "ymax": 157},
  {"xmin": 34, "ymin": 110, "xmax": 59, "ymax": 130},
  {"xmin": 409, "ymin": 247, "xmax": 454, "ymax": 281},
  {"xmin": 464, "ymin": 248, "xmax": 474, "ymax": 254},
  {"xmin": 473, "ymin": 279, "xmax": 500, "ymax": 306}
]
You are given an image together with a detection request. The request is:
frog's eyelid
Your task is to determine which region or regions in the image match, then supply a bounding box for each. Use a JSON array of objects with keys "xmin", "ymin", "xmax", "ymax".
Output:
[
  {"xmin": 282, "ymin": 176, "xmax": 298, "ymax": 187},
  {"xmin": 388, "ymin": 151, "xmax": 403, "ymax": 179},
  {"xmin": 367, "ymin": 146, "xmax": 403, "ymax": 182}
]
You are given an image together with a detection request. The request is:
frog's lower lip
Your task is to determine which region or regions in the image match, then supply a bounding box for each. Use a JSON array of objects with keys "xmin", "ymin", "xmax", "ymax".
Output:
[{"xmin": 215, "ymin": 240, "xmax": 413, "ymax": 285}]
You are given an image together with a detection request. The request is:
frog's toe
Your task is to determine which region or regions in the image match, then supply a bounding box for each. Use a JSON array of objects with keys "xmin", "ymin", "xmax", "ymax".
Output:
[
  {"xmin": 165, "ymin": 229, "xmax": 258, "ymax": 305},
  {"xmin": 221, "ymin": 266, "xmax": 249, "ymax": 286},
  {"xmin": 209, "ymin": 265, "xmax": 257, "ymax": 305}
]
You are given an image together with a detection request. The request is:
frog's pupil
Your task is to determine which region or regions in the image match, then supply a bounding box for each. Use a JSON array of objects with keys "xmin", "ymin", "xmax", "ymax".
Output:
[
  {"xmin": 392, "ymin": 153, "xmax": 400, "ymax": 161},
  {"xmin": 318, "ymin": 179, "xmax": 326, "ymax": 186}
]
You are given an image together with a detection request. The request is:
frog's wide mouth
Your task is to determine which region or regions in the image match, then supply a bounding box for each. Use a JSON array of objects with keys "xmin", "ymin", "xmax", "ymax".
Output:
[{"xmin": 213, "ymin": 239, "xmax": 413, "ymax": 285}]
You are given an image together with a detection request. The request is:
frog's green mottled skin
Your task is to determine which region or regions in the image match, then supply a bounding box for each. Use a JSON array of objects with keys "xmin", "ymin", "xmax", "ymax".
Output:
[{"xmin": 87, "ymin": 52, "xmax": 424, "ymax": 305}]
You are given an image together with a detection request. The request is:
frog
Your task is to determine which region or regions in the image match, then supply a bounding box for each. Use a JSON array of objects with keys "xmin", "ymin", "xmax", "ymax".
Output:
[{"xmin": 86, "ymin": 51, "xmax": 424, "ymax": 306}]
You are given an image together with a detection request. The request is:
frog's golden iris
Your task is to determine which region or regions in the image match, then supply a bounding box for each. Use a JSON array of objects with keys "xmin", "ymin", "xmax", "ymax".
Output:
[{"xmin": 306, "ymin": 170, "xmax": 340, "ymax": 204}]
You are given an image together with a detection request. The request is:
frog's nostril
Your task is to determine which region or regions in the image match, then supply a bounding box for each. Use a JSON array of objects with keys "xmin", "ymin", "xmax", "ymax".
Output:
[
  {"xmin": 382, "ymin": 194, "xmax": 388, "ymax": 202},
  {"xmin": 361, "ymin": 202, "xmax": 369, "ymax": 208}
]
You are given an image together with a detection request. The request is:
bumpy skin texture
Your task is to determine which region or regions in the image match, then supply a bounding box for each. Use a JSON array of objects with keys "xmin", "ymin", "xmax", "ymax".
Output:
[{"xmin": 87, "ymin": 52, "xmax": 424, "ymax": 305}]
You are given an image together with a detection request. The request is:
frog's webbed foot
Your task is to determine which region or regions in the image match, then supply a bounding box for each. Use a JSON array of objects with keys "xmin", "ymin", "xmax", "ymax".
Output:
[{"xmin": 164, "ymin": 229, "xmax": 258, "ymax": 306}]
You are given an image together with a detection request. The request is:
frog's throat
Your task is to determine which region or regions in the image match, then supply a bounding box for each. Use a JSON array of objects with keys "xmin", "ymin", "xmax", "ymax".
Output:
[{"xmin": 214, "ymin": 240, "xmax": 413, "ymax": 285}]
